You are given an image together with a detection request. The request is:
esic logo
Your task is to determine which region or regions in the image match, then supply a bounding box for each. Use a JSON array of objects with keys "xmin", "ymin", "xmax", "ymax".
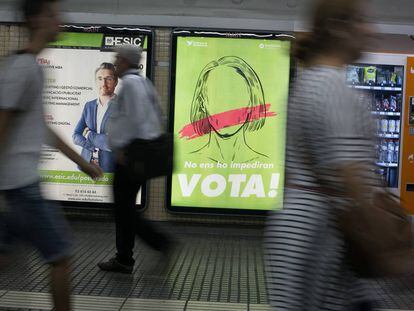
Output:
[{"xmin": 104, "ymin": 36, "xmax": 142, "ymax": 47}]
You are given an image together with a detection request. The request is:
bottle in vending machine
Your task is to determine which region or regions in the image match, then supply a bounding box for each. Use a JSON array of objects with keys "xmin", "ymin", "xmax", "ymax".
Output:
[
  {"xmin": 392, "ymin": 67, "xmax": 404, "ymax": 87},
  {"xmin": 375, "ymin": 94, "xmax": 382, "ymax": 111},
  {"xmin": 382, "ymin": 97, "xmax": 390, "ymax": 111},
  {"xmin": 390, "ymin": 72, "xmax": 398, "ymax": 86},
  {"xmin": 380, "ymin": 140, "xmax": 388, "ymax": 162},
  {"xmin": 376, "ymin": 119, "xmax": 381, "ymax": 134},
  {"xmin": 388, "ymin": 119, "xmax": 396, "ymax": 134},
  {"xmin": 396, "ymin": 119, "xmax": 400, "ymax": 133},
  {"xmin": 394, "ymin": 142, "xmax": 399, "ymax": 163},
  {"xmin": 364, "ymin": 66, "xmax": 377, "ymax": 85},
  {"xmin": 346, "ymin": 65, "xmax": 361, "ymax": 84},
  {"xmin": 377, "ymin": 67, "xmax": 390, "ymax": 86},
  {"xmin": 387, "ymin": 141, "xmax": 395, "ymax": 163},
  {"xmin": 390, "ymin": 96, "xmax": 397, "ymax": 112},
  {"xmin": 381, "ymin": 119, "xmax": 388, "ymax": 133},
  {"xmin": 396, "ymin": 94, "xmax": 403, "ymax": 112},
  {"xmin": 397, "ymin": 74, "xmax": 403, "ymax": 86}
]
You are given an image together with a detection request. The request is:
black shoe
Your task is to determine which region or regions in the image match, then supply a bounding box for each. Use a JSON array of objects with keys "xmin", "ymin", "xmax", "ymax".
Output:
[{"xmin": 97, "ymin": 257, "xmax": 133, "ymax": 274}]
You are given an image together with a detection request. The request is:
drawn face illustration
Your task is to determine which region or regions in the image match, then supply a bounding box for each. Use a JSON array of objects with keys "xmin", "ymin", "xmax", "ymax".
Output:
[
  {"xmin": 186, "ymin": 56, "xmax": 267, "ymax": 142},
  {"xmin": 204, "ymin": 67, "xmax": 250, "ymax": 137}
]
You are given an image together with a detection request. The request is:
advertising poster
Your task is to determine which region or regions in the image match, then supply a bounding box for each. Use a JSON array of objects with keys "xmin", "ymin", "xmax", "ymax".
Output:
[
  {"xmin": 170, "ymin": 33, "xmax": 291, "ymax": 213},
  {"xmin": 38, "ymin": 26, "xmax": 151, "ymax": 205}
]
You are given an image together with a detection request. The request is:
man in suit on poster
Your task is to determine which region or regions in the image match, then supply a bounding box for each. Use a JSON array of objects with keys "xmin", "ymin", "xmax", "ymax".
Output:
[{"xmin": 73, "ymin": 62, "xmax": 118, "ymax": 172}]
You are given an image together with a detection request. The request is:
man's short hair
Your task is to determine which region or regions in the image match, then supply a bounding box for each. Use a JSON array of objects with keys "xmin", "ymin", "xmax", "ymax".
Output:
[
  {"xmin": 95, "ymin": 62, "xmax": 117, "ymax": 78},
  {"xmin": 114, "ymin": 45, "xmax": 143, "ymax": 68},
  {"xmin": 21, "ymin": 0, "xmax": 57, "ymax": 22}
]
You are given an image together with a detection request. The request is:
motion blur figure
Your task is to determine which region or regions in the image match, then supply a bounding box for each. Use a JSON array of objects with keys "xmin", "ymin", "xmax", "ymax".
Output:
[
  {"xmin": 97, "ymin": 45, "xmax": 171, "ymax": 274},
  {"xmin": 0, "ymin": 1, "xmax": 103, "ymax": 310},
  {"xmin": 265, "ymin": 0, "xmax": 377, "ymax": 310}
]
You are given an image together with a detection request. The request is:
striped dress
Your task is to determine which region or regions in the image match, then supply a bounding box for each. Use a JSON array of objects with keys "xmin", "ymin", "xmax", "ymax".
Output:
[{"xmin": 265, "ymin": 66, "xmax": 377, "ymax": 310}]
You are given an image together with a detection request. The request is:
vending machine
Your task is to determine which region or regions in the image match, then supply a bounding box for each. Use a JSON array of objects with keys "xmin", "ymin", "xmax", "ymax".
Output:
[
  {"xmin": 346, "ymin": 53, "xmax": 406, "ymax": 194},
  {"xmin": 400, "ymin": 56, "xmax": 414, "ymax": 213}
]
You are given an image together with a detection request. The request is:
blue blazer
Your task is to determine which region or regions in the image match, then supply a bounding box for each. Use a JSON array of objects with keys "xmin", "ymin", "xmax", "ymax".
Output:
[{"xmin": 73, "ymin": 99, "xmax": 115, "ymax": 173}]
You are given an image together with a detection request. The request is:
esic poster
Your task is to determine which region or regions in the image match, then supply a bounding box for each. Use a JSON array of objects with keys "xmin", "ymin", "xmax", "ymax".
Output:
[{"xmin": 39, "ymin": 26, "xmax": 151, "ymax": 205}]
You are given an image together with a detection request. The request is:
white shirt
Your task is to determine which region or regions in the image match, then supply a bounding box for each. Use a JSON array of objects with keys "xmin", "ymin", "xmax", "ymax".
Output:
[
  {"xmin": 96, "ymin": 98, "xmax": 110, "ymax": 134},
  {"xmin": 108, "ymin": 70, "xmax": 162, "ymax": 150}
]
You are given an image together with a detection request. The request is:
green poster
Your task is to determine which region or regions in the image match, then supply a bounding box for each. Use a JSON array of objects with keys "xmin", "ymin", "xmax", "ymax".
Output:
[{"xmin": 171, "ymin": 36, "xmax": 290, "ymax": 211}]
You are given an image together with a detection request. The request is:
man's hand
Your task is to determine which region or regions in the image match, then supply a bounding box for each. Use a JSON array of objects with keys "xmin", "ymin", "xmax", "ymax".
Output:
[
  {"xmin": 82, "ymin": 127, "xmax": 90, "ymax": 137},
  {"xmin": 79, "ymin": 162, "xmax": 104, "ymax": 180}
]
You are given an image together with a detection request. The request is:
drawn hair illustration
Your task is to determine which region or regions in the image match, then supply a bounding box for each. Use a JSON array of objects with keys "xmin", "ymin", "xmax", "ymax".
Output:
[{"xmin": 190, "ymin": 56, "xmax": 266, "ymax": 136}]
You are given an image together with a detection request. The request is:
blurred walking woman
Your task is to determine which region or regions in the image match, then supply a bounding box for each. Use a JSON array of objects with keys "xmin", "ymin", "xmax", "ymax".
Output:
[{"xmin": 265, "ymin": 0, "xmax": 376, "ymax": 310}]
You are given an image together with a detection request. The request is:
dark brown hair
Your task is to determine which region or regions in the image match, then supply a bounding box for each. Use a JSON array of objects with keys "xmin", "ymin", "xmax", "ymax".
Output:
[
  {"xmin": 294, "ymin": 0, "xmax": 361, "ymax": 64},
  {"xmin": 95, "ymin": 62, "xmax": 117, "ymax": 79}
]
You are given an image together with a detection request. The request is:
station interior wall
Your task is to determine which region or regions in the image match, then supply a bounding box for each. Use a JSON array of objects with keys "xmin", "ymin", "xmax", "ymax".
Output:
[{"xmin": 0, "ymin": 19, "xmax": 413, "ymax": 225}]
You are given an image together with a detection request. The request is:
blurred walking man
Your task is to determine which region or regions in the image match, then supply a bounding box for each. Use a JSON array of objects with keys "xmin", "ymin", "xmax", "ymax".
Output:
[
  {"xmin": 98, "ymin": 45, "xmax": 170, "ymax": 274},
  {"xmin": 0, "ymin": 1, "xmax": 103, "ymax": 310}
]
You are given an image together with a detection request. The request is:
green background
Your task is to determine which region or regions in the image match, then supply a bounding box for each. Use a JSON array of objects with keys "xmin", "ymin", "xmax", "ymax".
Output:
[{"xmin": 171, "ymin": 36, "xmax": 291, "ymax": 211}]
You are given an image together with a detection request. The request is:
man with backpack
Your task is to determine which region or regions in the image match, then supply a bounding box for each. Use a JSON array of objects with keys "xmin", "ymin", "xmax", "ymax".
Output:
[{"xmin": 98, "ymin": 45, "xmax": 171, "ymax": 274}]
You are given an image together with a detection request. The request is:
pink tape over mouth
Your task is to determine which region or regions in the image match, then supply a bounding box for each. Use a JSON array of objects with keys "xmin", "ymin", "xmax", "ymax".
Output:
[{"xmin": 179, "ymin": 103, "xmax": 276, "ymax": 140}]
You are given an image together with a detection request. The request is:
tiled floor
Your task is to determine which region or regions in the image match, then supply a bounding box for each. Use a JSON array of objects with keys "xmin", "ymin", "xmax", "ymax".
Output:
[
  {"xmin": 0, "ymin": 220, "xmax": 414, "ymax": 310},
  {"xmin": 0, "ymin": 291, "xmax": 259, "ymax": 310}
]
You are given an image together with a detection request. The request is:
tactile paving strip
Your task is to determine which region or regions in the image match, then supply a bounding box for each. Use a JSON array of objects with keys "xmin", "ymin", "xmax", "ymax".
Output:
[
  {"xmin": 1, "ymin": 220, "xmax": 414, "ymax": 310},
  {"xmin": 120, "ymin": 298, "xmax": 185, "ymax": 310},
  {"xmin": 0, "ymin": 291, "xmax": 52, "ymax": 310},
  {"xmin": 0, "ymin": 292, "xmax": 259, "ymax": 311},
  {"xmin": 185, "ymin": 301, "xmax": 248, "ymax": 310},
  {"xmin": 0, "ymin": 292, "xmax": 407, "ymax": 311}
]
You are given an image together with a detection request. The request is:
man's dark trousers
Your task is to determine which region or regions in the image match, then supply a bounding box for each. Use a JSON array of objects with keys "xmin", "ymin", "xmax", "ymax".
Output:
[{"xmin": 113, "ymin": 163, "xmax": 169, "ymax": 266}]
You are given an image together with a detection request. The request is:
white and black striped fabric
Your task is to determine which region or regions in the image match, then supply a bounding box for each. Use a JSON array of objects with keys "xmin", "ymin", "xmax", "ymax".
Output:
[{"xmin": 265, "ymin": 66, "xmax": 378, "ymax": 310}]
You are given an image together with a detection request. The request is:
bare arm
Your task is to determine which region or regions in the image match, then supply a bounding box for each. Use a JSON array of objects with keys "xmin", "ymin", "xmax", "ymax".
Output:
[{"xmin": 47, "ymin": 127, "xmax": 103, "ymax": 179}]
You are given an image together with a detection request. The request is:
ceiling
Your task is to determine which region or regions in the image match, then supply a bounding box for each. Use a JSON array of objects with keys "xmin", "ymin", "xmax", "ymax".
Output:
[
  {"xmin": 60, "ymin": 0, "xmax": 414, "ymax": 25},
  {"xmin": 60, "ymin": 0, "xmax": 305, "ymax": 19},
  {"xmin": 0, "ymin": 0, "xmax": 412, "ymax": 26}
]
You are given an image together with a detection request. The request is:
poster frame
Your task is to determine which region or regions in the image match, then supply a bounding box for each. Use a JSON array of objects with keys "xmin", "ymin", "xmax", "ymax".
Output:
[
  {"xmin": 166, "ymin": 27, "xmax": 295, "ymax": 215},
  {"xmin": 42, "ymin": 24, "xmax": 155, "ymax": 211}
]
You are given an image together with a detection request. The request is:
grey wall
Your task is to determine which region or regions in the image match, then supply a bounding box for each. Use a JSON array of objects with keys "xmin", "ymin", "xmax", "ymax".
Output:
[
  {"xmin": 0, "ymin": 0, "xmax": 413, "ymax": 224},
  {"xmin": 0, "ymin": 0, "xmax": 413, "ymax": 34}
]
